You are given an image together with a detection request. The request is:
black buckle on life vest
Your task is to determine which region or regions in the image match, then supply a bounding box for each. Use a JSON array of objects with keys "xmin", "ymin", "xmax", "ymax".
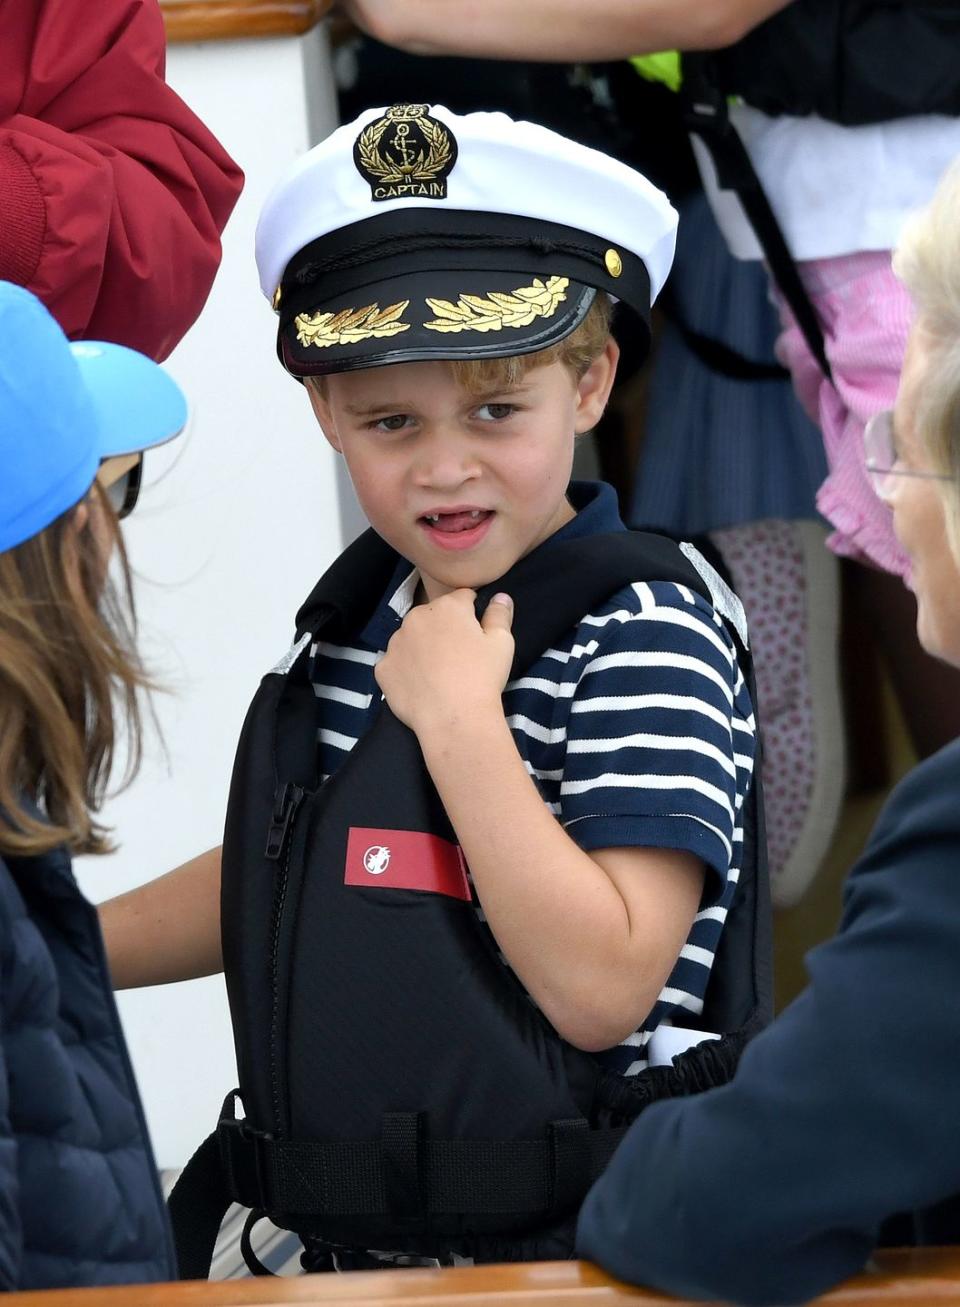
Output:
[{"xmin": 218, "ymin": 1092, "xmax": 274, "ymax": 1211}]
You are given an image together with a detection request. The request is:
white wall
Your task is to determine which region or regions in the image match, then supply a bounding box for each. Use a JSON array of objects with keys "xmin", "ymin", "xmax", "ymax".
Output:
[{"xmin": 74, "ymin": 29, "xmax": 343, "ymax": 1168}]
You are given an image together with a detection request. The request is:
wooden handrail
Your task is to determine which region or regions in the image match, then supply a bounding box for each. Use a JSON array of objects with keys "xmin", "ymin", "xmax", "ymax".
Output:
[
  {"xmin": 160, "ymin": 0, "xmax": 333, "ymax": 43},
  {"xmin": 7, "ymin": 1251, "xmax": 960, "ymax": 1306}
]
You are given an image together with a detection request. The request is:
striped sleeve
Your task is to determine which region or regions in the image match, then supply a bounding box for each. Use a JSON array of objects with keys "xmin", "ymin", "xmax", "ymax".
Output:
[{"xmin": 558, "ymin": 581, "xmax": 752, "ymax": 896}]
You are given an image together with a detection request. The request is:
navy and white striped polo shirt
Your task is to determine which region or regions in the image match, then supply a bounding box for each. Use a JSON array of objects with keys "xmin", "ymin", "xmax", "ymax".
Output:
[{"xmin": 309, "ymin": 482, "xmax": 756, "ymax": 1075}]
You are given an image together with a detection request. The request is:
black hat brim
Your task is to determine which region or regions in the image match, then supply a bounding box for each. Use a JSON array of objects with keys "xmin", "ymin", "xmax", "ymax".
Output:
[{"xmin": 274, "ymin": 210, "xmax": 651, "ymax": 378}]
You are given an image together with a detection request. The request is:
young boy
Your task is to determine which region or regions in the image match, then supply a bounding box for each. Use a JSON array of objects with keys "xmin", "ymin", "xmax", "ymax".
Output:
[{"xmin": 104, "ymin": 104, "xmax": 759, "ymax": 1270}]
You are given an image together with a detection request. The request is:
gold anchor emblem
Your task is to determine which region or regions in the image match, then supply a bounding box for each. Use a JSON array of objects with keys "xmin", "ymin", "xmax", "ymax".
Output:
[
  {"xmin": 353, "ymin": 104, "xmax": 458, "ymax": 202},
  {"xmin": 391, "ymin": 121, "xmax": 416, "ymax": 174}
]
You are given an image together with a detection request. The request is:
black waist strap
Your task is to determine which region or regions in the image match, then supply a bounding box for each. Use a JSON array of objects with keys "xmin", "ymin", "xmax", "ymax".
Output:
[
  {"xmin": 219, "ymin": 1108, "xmax": 623, "ymax": 1220},
  {"xmin": 169, "ymin": 1033, "xmax": 752, "ymax": 1279},
  {"xmin": 168, "ymin": 1101, "xmax": 623, "ymax": 1280}
]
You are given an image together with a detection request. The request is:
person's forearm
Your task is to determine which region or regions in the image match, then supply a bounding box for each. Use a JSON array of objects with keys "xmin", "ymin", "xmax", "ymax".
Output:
[
  {"xmin": 420, "ymin": 714, "xmax": 664, "ymax": 1051},
  {"xmin": 99, "ymin": 846, "xmax": 223, "ymax": 989},
  {"xmin": 341, "ymin": 0, "xmax": 793, "ymax": 62}
]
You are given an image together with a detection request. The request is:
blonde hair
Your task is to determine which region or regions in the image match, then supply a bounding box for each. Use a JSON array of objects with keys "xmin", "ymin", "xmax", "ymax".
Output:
[
  {"xmin": 0, "ymin": 487, "xmax": 152, "ymax": 859},
  {"xmin": 307, "ymin": 292, "xmax": 613, "ymax": 399},
  {"xmin": 450, "ymin": 292, "xmax": 613, "ymax": 393},
  {"xmin": 893, "ymin": 159, "xmax": 960, "ymax": 556}
]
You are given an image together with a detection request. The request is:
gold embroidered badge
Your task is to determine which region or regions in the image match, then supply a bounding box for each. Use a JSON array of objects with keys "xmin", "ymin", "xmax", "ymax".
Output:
[
  {"xmin": 354, "ymin": 104, "xmax": 457, "ymax": 202},
  {"xmin": 294, "ymin": 301, "xmax": 411, "ymax": 349},
  {"xmin": 423, "ymin": 277, "xmax": 570, "ymax": 334}
]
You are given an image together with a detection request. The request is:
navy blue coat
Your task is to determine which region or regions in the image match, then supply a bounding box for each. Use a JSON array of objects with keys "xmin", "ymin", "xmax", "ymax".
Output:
[
  {"xmin": 577, "ymin": 738, "xmax": 960, "ymax": 1306},
  {"xmin": 0, "ymin": 831, "xmax": 175, "ymax": 1288}
]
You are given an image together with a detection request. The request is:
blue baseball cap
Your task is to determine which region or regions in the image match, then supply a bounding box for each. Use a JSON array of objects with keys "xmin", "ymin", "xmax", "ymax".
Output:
[{"xmin": 0, "ymin": 282, "xmax": 188, "ymax": 553}]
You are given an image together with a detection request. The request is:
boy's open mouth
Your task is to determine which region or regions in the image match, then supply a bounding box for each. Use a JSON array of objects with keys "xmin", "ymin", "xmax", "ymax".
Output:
[
  {"xmin": 419, "ymin": 509, "xmax": 493, "ymax": 533},
  {"xmin": 418, "ymin": 508, "xmax": 495, "ymax": 551}
]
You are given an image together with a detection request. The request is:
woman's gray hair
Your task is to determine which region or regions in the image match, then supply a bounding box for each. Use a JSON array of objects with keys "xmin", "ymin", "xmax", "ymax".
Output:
[{"xmin": 893, "ymin": 158, "xmax": 960, "ymax": 553}]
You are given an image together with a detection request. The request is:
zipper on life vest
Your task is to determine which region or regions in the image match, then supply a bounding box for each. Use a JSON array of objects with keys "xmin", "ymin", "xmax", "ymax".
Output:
[
  {"xmin": 265, "ymin": 781, "xmax": 304, "ymax": 861},
  {"xmin": 266, "ymin": 781, "xmax": 305, "ymax": 1136}
]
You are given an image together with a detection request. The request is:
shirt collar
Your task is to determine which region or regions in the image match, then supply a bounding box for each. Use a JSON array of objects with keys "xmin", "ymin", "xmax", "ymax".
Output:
[
  {"xmin": 387, "ymin": 565, "xmax": 420, "ymax": 620},
  {"xmin": 548, "ymin": 478, "xmax": 625, "ymax": 543},
  {"xmin": 361, "ymin": 557, "xmax": 420, "ymax": 649},
  {"xmin": 360, "ymin": 480, "xmax": 623, "ymax": 650}
]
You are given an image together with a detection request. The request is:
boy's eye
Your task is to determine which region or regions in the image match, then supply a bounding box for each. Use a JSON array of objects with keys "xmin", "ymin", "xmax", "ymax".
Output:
[
  {"xmin": 373, "ymin": 414, "xmax": 411, "ymax": 432},
  {"xmin": 474, "ymin": 402, "xmax": 516, "ymax": 422}
]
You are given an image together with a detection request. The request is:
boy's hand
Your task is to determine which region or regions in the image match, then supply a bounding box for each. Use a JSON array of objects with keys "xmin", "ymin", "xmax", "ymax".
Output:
[{"xmin": 375, "ymin": 589, "xmax": 514, "ymax": 737}]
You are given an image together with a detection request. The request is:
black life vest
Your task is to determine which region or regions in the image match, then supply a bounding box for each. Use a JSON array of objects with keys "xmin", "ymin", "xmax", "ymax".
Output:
[
  {"xmin": 169, "ymin": 526, "xmax": 772, "ymax": 1276},
  {"xmin": 701, "ymin": 0, "xmax": 960, "ymax": 126}
]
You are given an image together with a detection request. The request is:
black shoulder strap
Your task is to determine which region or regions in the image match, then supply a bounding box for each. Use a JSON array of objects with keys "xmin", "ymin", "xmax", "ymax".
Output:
[
  {"xmin": 658, "ymin": 284, "xmax": 791, "ymax": 383},
  {"xmin": 680, "ymin": 56, "xmax": 834, "ymax": 383},
  {"xmin": 485, "ymin": 529, "xmax": 717, "ymax": 676},
  {"xmin": 295, "ymin": 527, "xmax": 400, "ymax": 642},
  {"xmin": 168, "ymin": 1126, "xmax": 231, "ymax": 1280}
]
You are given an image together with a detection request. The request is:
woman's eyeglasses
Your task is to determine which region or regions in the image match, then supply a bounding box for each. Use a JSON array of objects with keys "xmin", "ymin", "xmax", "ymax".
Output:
[
  {"xmin": 96, "ymin": 454, "xmax": 143, "ymax": 520},
  {"xmin": 863, "ymin": 410, "xmax": 951, "ymax": 500}
]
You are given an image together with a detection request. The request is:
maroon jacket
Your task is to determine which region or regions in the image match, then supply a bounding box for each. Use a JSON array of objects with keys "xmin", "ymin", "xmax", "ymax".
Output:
[{"xmin": 0, "ymin": 0, "xmax": 243, "ymax": 360}]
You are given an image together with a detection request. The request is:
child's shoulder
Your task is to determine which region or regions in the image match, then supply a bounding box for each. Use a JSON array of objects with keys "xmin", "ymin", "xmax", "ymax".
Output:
[
  {"xmin": 536, "ymin": 573, "xmax": 753, "ymax": 713},
  {"xmin": 519, "ymin": 575, "xmax": 743, "ymax": 695},
  {"xmin": 574, "ymin": 576, "xmax": 736, "ymax": 655}
]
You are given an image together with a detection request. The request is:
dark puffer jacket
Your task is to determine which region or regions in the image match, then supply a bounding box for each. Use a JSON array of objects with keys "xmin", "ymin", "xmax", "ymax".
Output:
[{"xmin": 0, "ymin": 831, "xmax": 175, "ymax": 1289}]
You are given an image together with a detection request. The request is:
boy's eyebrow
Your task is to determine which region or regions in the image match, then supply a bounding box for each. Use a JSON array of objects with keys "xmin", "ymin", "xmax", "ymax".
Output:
[
  {"xmin": 342, "ymin": 380, "xmax": 536, "ymax": 416},
  {"xmin": 470, "ymin": 380, "xmax": 536, "ymax": 400},
  {"xmin": 342, "ymin": 399, "xmax": 413, "ymax": 417}
]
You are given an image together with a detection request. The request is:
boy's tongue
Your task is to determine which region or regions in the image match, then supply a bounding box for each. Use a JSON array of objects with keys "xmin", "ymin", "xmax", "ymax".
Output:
[{"xmin": 429, "ymin": 510, "xmax": 490, "ymax": 533}]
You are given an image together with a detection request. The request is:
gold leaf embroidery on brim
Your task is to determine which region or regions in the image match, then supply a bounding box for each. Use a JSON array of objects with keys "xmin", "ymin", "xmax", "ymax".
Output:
[
  {"xmin": 294, "ymin": 300, "xmax": 411, "ymax": 348},
  {"xmin": 423, "ymin": 277, "xmax": 569, "ymax": 334}
]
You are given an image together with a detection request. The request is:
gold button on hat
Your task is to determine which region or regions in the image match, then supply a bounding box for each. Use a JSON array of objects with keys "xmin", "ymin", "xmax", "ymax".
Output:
[{"xmin": 604, "ymin": 248, "xmax": 623, "ymax": 278}]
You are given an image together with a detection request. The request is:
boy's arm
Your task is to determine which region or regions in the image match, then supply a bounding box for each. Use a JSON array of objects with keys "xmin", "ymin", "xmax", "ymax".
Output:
[
  {"xmin": 423, "ymin": 712, "xmax": 704, "ymax": 1051},
  {"xmin": 337, "ymin": 0, "xmax": 793, "ymax": 63},
  {"xmin": 99, "ymin": 846, "xmax": 223, "ymax": 989},
  {"xmin": 375, "ymin": 591, "xmax": 705, "ymax": 1053}
]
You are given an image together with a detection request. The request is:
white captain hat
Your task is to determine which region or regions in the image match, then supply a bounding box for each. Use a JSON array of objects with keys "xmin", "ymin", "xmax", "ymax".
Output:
[{"xmin": 256, "ymin": 102, "xmax": 678, "ymax": 378}]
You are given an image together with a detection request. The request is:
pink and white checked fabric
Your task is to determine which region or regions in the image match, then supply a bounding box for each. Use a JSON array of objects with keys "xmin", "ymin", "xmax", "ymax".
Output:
[{"xmin": 775, "ymin": 250, "xmax": 914, "ymax": 579}]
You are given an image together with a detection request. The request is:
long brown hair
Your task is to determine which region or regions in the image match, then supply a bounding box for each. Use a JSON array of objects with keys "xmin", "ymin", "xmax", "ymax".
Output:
[{"xmin": 0, "ymin": 486, "xmax": 152, "ymax": 858}]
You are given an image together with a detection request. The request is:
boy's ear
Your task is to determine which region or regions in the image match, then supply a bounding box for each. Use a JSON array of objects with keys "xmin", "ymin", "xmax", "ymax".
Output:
[
  {"xmin": 574, "ymin": 337, "xmax": 620, "ymax": 434},
  {"xmin": 305, "ymin": 381, "xmax": 343, "ymax": 453}
]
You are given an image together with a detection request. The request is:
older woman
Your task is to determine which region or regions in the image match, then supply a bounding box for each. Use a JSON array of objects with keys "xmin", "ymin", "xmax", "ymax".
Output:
[{"xmin": 576, "ymin": 160, "xmax": 960, "ymax": 1306}]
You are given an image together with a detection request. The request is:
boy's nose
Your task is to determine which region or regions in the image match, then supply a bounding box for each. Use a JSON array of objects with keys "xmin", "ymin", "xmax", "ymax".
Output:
[{"xmin": 411, "ymin": 430, "xmax": 481, "ymax": 489}]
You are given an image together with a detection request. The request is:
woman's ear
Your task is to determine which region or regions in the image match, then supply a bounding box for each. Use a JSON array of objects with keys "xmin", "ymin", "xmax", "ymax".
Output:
[
  {"xmin": 574, "ymin": 337, "xmax": 620, "ymax": 434},
  {"xmin": 72, "ymin": 500, "xmax": 90, "ymax": 534},
  {"xmin": 305, "ymin": 381, "xmax": 343, "ymax": 453}
]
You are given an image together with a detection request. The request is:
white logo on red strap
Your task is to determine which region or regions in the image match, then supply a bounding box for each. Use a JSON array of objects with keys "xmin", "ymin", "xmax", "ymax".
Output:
[{"xmin": 362, "ymin": 845, "xmax": 391, "ymax": 875}]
